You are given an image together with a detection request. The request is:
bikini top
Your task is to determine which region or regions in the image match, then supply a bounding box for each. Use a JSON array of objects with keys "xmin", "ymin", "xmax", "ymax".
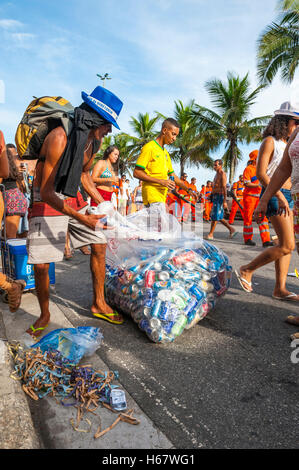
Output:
[{"xmin": 100, "ymin": 162, "xmax": 113, "ymax": 178}]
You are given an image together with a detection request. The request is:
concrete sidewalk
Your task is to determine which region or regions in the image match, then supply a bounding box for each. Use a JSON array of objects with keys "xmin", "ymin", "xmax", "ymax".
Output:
[{"xmin": 0, "ymin": 288, "xmax": 173, "ymax": 449}]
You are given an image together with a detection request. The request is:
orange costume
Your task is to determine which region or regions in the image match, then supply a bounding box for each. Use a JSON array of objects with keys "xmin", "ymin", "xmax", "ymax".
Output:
[
  {"xmin": 242, "ymin": 151, "xmax": 270, "ymax": 244},
  {"xmin": 166, "ymin": 186, "xmax": 181, "ymax": 219},
  {"xmin": 203, "ymin": 185, "xmax": 213, "ymax": 221},
  {"xmin": 229, "ymin": 179, "xmax": 244, "ymax": 224},
  {"xmin": 189, "ymin": 182, "xmax": 198, "ymax": 222},
  {"xmin": 179, "ymin": 181, "xmax": 191, "ymax": 222}
]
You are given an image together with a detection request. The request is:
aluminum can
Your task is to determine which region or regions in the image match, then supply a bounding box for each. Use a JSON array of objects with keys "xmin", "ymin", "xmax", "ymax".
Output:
[
  {"xmin": 157, "ymin": 289, "xmax": 173, "ymax": 302},
  {"xmin": 172, "ymin": 250, "xmax": 196, "ymax": 266},
  {"xmin": 151, "ymin": 299, "xmax": 162, "ymax": 317},
  {"xmin": 131, "ymin": 309, "xmax": 143, "ymax": 323},
  {"xmin": 127, "ymin": 284, "xmax": 139, "ymax": 294},
  {"xmin": 189, "ymin": 284, "xmax": 204, "ymax": 301},
  {"xmin": 110, "ymin": 388, "xmax": 127, "ymax": 411},
  {"xmin": 129, "ymin": 264, "xmax": 141, "ymax": 273},
  {"xmin": 134, "ymin": 274, "xmax": 144, "ymax": 285},
  {"xmin": 153, "ymin": 262, "xmax": 162, "ymax": 271},
  {"xmin": 171, "ymin": 314, "xmax": 187, "ymax": 337},
  {"xmin": 163, "ymin": 261, "xmax": 179, "ymax": 274},
  {"xmin": 163, "ymin": 320, "xmax": 175, "ymax": 334},
  {"xmin": 183, "ymin": 272, "xmax": 200, "ymax": 282},
  {"xmin": 198, "ymin": 280, "xmax": 214, "ymax": 292},
  {"xmin": 211, "ymin": 275, "xmax": 222, "ymax": 292},
  {"xmin": 149, "ymin": 317, "xmax": 162, "ymax": 330},
  {"xmin": 174, "ymin": 286, "xmax": 191, "ymax": 302},
  {"xmin": 140, "ymin": 261, "xmax": 155, "ymax": 275},
  {"xmin": 131, "ymin": 289, "xmax": 144, "ymax": 300},
  {"xmin": 153, "ymin": 280, "xmax": 171, "ymax": 290},
  {"xmin": 171, "ymin": 293, "xmax": 188, "ymax": 310},
  {"xmin": 184, "ymin": 297, "xmax": 198, "ymax": 316},
  {"xmin": 158, "ymin": 301, "xmax": 171, "ymax": 321},
  {"xmin": 139, "ymin": 318, "xmax": 151, "ymax": 334},
  {"xmin": 144, "ymin": 270, "xmax": 156, "ymax": 288},
  {"xmin": 143, "ymin": 307, "xmax": 152, "ymax": 318},
  {"xmin": 150, "ymin": 330, "xmax": 165, "ymax": 343},
  {"xmin": 158, "ymin": 271, "xmax": 170, "ymax": 281},
  {"xmin": 144, "ymin": 288, "xmax": 153, "ymax": 307}
]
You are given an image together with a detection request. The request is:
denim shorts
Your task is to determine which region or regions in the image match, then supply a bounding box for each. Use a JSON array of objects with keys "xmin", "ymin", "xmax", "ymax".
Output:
[
  {"xmin": 211, "ymin": 193, "xmax": 224, "ymax": 221},
  {"xmin": 261, "ymin": 187, "xmax": 294, "ymax": 218}
]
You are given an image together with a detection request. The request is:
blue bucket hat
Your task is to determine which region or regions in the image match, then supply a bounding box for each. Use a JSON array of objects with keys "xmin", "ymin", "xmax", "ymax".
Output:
[{"xmin": 81, "ymin": 86, "xmax": 123, "ymax": 129}]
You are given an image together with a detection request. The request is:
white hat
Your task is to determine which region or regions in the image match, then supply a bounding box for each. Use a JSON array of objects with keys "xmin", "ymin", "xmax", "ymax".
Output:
[{"xmin": 274, "ymin": 101, "xmax": 299, "ymax": 119}]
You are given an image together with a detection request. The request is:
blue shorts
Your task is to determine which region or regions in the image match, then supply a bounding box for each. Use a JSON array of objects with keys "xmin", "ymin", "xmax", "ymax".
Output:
[
  {"xmin": 261, "ymin": 187, "xmax": 294, "ymax": 218},
  {"xmin": 211, "ymin": 194, "xmax": 224, "ymax": 221}
]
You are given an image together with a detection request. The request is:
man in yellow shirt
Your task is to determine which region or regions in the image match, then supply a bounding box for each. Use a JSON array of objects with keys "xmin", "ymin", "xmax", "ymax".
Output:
[{"xmin": 133, "ymin": 118, "xmax": 194, "ymax": 209}]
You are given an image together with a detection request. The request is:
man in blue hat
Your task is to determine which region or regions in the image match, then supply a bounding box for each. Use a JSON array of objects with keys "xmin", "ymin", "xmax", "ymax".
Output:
[{"xmin": 26, "ymin": 86, "xmax": 124, "ymax": 339}]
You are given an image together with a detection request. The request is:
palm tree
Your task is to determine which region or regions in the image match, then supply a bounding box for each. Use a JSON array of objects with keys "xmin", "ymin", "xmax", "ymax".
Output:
[
  {"xmin": 94, "ymin": 134, "xmax": 136, "ymax": 176},
  {"xmin": 192, "ymin": 72, "xmax": 271, "ymax": 183},
  {"xmin": 157, "ymin": 100, "xmax": 215, "ymax": 175},
  {"xmin": 128, "ymin": 112, "xmax": 160, "ymax": 152},
  {"xmin": 257, "ymin": 0, "xmax": 299, "ymax": 85}
]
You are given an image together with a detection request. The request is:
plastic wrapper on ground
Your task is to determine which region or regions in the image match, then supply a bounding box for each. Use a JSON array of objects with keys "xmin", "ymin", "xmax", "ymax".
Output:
[{"xmin": 30, "ymin": 326, "xmax": 103, "ymax": 364}]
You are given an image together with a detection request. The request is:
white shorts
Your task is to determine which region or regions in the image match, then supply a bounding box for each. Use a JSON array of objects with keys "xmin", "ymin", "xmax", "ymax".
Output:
[{"xmin": 27, "ymin": 207, "xmax": 106, "ymax": 264}]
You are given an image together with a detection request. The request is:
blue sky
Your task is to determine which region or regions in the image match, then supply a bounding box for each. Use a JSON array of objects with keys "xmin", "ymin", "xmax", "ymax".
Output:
[{"xmin": 0, "ymin": 0, "xmax": 298, "ymax": 187}]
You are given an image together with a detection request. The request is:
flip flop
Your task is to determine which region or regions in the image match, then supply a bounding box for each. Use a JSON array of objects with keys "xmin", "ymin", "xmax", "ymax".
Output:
[
  {"xmin": 290, "ymin": 332, "xmax": 299, "ymax": 340},
  {"xmin": 204, "ymin": 236, "xmax": 214, "ymax": 241},
  {"xmin": 285, "ymin": 315, "xmax": 299, "ymax": 326},
  {"xmin": 92, "ymin": 311, "xmax": 124, "ymax": 325},
  {"xmin": 229, "ymin": 231, "xmax": 238, "ymax": 239},
  {"xmin": 272, "ymin": 293, "xmax": 299, "ymax": 301},
  {"xmin": 234, "ymin": 269, "xmax": 252, "ymax": 293},
  {"xmin": 28, "ymin": 324, "xmax": 48, "ymax": 338}
]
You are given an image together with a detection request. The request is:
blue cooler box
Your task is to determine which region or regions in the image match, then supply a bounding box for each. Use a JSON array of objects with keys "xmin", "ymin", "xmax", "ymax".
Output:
[{"xmin": 2, "ymin": 239, "xmax": 55, "ymax": 291}]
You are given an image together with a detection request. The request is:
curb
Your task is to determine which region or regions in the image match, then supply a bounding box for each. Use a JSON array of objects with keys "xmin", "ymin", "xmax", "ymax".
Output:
[{"xmin": 0, "ymin": 312, "xmax": 41, "ymax": 449}]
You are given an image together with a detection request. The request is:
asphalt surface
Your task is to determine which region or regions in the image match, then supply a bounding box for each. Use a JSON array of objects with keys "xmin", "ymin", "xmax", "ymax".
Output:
[{"xmin": 49, "ymin": 219, "xmax": 299, "ymax": 449}]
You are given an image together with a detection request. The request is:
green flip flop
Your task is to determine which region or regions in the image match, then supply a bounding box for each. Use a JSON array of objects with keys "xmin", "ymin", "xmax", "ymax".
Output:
[{"xmin": 91, "ymin": 311, "xmax": 124, "ymax": 325}]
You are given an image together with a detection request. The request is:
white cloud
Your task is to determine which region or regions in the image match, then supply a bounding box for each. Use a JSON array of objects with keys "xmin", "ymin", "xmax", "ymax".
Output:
[
  {"xmin": 9, "ymin": 32, "xmax": 35, "ymax": 48},
  {"xmin": 0, "ymin": 18, "xmax": 23, "ymax": 29}
]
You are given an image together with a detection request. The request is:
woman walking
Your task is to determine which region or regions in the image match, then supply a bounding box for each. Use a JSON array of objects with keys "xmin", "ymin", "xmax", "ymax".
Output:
[{"xmin": 235, "ymin": 102, "xmax": 299, "ymax": 302}]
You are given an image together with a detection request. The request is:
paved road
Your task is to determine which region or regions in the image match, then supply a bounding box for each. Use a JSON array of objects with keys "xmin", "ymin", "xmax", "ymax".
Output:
[{"xmin": 50, "ymin": 219, "xmax": 299, "ymax": 449}]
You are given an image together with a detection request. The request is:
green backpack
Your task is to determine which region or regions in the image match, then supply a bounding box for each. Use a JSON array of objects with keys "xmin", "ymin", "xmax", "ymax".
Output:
[{"xmin": 15, "ymin": 96, "xmax": 74, "ymax": 159}]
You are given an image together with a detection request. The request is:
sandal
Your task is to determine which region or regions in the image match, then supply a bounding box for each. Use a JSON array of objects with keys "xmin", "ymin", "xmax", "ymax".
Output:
[
  {"xmin": 234, "ymin": 269, "xmax": 252, "ymax": 293},
  {"xmin": 285, "ymin": 315, "xmax": 299, "ymax": 326},
  {"xmin": 229, "ymin": 231, "xmax": 238, "ymax": 239},
  {"xmin": 272, "ymin": 293, "xmax": 299, "ymax": 302},
  {"xmin": 64, "ymin": 248, "xmax": 73, "ymax": 260},
  {"xmin": 7, "ymin": 279, "xmax": 26, "ymax": 312},
  {"xmin": 92, "ymin": 311, "xmax": 124, "ymax": 325},
  {"xmin": 28, "ymin": 324, "xmax": 49, "ymax": 338},
  {"xmin": 79, "ymin": 246, "xmax": 91, "ymax": 255},
  {"xmin": 290, "ymin": 332, "xmax": 299, "ymax": 340}
]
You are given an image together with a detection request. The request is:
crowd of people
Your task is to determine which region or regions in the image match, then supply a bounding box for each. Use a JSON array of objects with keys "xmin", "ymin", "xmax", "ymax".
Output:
[{"xmin": 0, "ymin": 84, "xmax": 299, "ymax": 342}]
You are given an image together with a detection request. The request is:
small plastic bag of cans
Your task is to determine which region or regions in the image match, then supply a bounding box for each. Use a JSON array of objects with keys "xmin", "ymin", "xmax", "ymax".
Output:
[{"xmin": 105, "ymin": 237, "xmax": 232, "ymax": 343}]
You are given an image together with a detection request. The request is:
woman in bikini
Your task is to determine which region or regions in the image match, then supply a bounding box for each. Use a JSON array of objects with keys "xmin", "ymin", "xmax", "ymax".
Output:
[
  {"xmin": 235, "ymin": 103, "xmax": 299, "ymax": 304},
  {"xmin": 91, "ymin": 145, "xmax": 119, "ymax": 205}
]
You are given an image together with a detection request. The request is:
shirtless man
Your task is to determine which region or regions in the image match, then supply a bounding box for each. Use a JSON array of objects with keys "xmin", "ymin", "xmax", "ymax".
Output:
[
  {"xmin": 25, "ymin": 86, "xmax": 124, "ymax": 338},
  {"xmin": 206, "ymin": 159, "xmax": 236, "ymax": 240}
]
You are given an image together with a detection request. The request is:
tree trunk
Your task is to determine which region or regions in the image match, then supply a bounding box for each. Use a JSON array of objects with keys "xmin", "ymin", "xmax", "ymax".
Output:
[{"xmin": 180, "ymin": 153, "xmax": 186, "ymax": 177}]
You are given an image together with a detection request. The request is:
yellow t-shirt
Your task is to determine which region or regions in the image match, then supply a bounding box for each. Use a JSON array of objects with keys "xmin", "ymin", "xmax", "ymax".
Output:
[{"xmin": 135, "ymin": 140, "xmax": 174, "ymax": 205}]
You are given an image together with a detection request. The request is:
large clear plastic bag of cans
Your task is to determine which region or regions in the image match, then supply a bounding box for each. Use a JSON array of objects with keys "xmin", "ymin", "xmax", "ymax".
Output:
[{"xmin": 94, "ymin": 202, "xmax": 232, "ymax": 343}]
